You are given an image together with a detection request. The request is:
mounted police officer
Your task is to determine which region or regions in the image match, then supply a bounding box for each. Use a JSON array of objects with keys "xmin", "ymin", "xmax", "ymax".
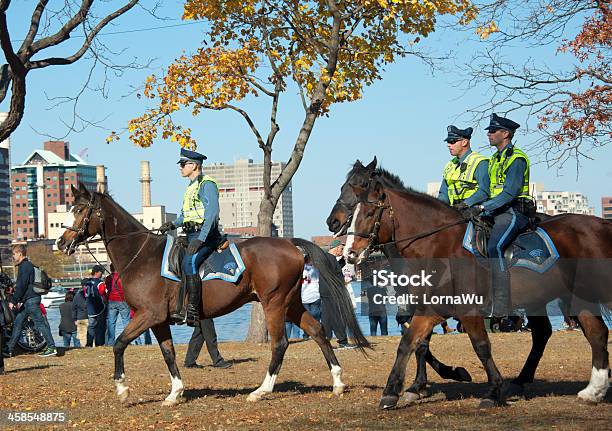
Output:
[
  {"xmin": 159, "ymin": 149, "xmax": 222, "ymax": 326},
  {"xmin": 463, "ymin": 113, "xmax": 534, "ymax": 317},
  {"xmin": 438, "ymin": 125, "xmax": 489, "ymax": 211}
]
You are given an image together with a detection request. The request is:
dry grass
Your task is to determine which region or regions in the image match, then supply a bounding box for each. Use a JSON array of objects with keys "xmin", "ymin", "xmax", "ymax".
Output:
[{"xmin": 0, "ymin": 331, "xmax": 610, "ymax": 430}]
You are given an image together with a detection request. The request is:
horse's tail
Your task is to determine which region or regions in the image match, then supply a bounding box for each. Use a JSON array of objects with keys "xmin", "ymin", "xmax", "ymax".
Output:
[{"xmin": 290, "ymin": 238, "xmax": 371, "ymax": 354}]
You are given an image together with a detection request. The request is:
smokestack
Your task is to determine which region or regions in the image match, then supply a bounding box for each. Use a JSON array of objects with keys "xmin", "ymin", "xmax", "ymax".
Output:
[
  {"xmin": 140, "ymin": 161, "xmax": 152, "ymax": 207},
  {"xmin": 96, "ymin": 165, "xmax": 106, "ymax": 193}
]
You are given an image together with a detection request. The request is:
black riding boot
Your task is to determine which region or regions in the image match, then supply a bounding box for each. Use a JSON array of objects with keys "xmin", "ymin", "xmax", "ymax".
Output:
[
  {"xmin": 170, "ymin": 274, "xmax": 189, "ymax": 324},
  {"xmin": 490, "ymin": 269, "xmax": 512, "ymax": 318},
  {"xmin": 185, "ymin": 274, "xmax": 202, "ymax": 327}
]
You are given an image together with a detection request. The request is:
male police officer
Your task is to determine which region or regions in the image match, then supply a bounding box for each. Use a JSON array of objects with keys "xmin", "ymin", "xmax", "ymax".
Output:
[
  {"xmin": 438, "ymin": 125, "xmax": 489, "ymax": 210},
  {"xmin": 463, "ymin": 114, "xmax": 533, "ymax": 317},
  {"xmin": 159, "ymin": 149, "xmax": 222, "ymax": 326}
]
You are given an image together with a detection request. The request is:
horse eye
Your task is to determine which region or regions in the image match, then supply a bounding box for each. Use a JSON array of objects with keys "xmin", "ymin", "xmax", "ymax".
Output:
[{"xmin": 366, "ymin": 210, "xmax": 375, "ymax": 217}]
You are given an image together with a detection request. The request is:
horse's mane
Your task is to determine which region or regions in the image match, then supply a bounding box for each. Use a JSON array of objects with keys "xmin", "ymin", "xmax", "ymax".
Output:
[
  {"xmin": 372, "ymin": 166, "xmax": 455, "ymax": 212},
  {"xmin": 96, "ymin": 192, "xmax": 149, "ymax": 232}
]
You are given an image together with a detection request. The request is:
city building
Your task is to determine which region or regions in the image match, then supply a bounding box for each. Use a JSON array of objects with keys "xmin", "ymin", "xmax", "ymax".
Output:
[
  {"xmin": 0, "ymin": 113, "xmax": 10, "ymax": 258},
  {"xmin": 206, "ymin": 159, "xmax": 294, "ymax": 237},
  {"xmin": 601, "ymin": 197, "xmax": 612, "ymax": 220},
  {"xmin": 536, "ymin": 191, "xmax": 595, "ymax": 216},
  {"xmin": 10, "ymin": 141, "xmax": 106, "ymax": 241}
]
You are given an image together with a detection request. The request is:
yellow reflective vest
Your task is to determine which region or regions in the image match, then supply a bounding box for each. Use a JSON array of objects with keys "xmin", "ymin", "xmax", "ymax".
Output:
[
  {"xmin": 181, "ymin": 175, "xmax": 218, "ymax": 224},
  {"xmin": 488, "ymin": 146, "xmax": 530, "ymax": 200},
  {"xmin": 442, "ymin": 151, "xmax": 488, "ymax": 205}
]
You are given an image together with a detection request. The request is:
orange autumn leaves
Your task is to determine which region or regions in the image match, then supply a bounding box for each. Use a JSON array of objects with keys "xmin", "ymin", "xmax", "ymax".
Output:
[{"xmin": 127, "ymin": 0, "xmax": 477, "ymax": 149}]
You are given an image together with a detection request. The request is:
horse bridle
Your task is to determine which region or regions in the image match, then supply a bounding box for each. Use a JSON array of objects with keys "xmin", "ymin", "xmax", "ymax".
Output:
[
  {"xmin": 346, "ymin": 195, "xmax": 395, "ymax": 254},
  {"xmin": 62, "ymin": 192, "xmax": 103, "ymax": 255},
  {"xmin": 346, "ymin": 188, "xmax": 468, "ymax": 255}
]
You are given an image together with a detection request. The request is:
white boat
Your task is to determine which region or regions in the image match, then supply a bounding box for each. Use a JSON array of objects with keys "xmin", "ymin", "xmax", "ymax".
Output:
[{"xmin": 41, "ymin": 290, "xmax": 65, "ymax": 308}]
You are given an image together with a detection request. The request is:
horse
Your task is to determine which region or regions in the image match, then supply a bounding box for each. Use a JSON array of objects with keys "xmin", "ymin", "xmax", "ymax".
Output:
[
  {"xmin": 341, "ymin": 163, "xmax": 611, "ymax": 408},
  {"xmin": 56, "ymin": 183, "xmax": 369, "ymax": 406},
  {"xmin": 328, "ymin": 158, "xmax": 475, "ymax": 402}
]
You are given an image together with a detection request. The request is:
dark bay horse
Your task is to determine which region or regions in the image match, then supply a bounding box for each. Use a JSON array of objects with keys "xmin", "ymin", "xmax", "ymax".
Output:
[
  {"xmin": 341, "ymin": 164, "xmax": 611, "ymax": 408},
  {"xmin": 57, "ymin": 183, "xmax": 369, "ymax": 405},
  {"xmin": 328, "ymin": 158, "xmax": 475, "ymax": 402}
]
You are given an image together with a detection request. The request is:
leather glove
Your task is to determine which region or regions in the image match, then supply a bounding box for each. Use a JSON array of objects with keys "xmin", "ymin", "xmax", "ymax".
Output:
[
  {"xmin": 455, "ymin": 202, "xmax": 469, "ymax": 212},
  {"xmin": 187, "ymin": 239, "xmax": 204, "ymax": 254},
  {"xmin": 159, "ymin": 221, "xmax": 176, "ymax": 234},
  {"xmin": 461, "ymin": 205, "xmax": 483, "ymax": 221}
]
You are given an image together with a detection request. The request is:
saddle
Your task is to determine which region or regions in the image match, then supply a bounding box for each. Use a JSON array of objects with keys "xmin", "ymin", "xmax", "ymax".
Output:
[
  {"xmin": 463, "ymin": 215, "xmax": 559, "ymax": 274},
  {"xmin": 161, "ymin": 234, "xmax": 245, "ymax": 283},
  {"xmin": 167, "ymin": 235, "xmax": 229, "ymax": 278}
]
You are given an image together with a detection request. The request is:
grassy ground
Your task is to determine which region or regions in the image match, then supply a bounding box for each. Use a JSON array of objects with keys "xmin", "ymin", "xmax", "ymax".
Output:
[{"xmin": 0, "ymin": 331, "xmax": 610, "ymax": 430}]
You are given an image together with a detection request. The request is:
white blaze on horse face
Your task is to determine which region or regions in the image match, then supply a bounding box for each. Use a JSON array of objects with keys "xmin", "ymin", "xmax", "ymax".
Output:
[
  {"xmin": 64, "ymin": 207, "xmax": 76, "ymax": 230},
  {"xmin": 344, "ymin": 203, "xmax": 361, "ymax": 259}
]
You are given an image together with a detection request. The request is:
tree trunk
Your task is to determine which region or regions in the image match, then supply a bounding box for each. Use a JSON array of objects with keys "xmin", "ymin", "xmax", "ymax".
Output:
[{"xmin": 244, "ymin": 198, "xmax": 275, "ymax": 343}]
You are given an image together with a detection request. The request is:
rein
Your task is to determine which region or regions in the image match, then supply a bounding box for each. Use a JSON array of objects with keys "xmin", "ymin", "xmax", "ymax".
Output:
[
  {"xmin": 347, "ymin": 195, "xmax": 467, "ymax": 254},
  {"xmin": 63, "ymin": 193, "xmax": 162, "ymax": 273}
]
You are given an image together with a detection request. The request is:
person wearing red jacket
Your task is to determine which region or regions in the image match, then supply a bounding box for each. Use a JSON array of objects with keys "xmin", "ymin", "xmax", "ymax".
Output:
[{"xmin": 104, "ymin": 264, "xmax": 130, "ymax": 346}]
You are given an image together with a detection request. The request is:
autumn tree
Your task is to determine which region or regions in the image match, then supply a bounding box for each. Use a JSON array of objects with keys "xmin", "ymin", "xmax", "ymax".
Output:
[
  {"xmin": 27, "ymin": 242, "xmax": 75, "ymax": 279},
  {"xmin": 127, "ymin": 0, "xmax": 477, "ymax": 342},
  {"xmin": 0, "ymin": 0, "xmax": 150, "ymax": 142},
  {"xmin": 466, "ymin": 0, "xmax": 610, "ymax": 169}
]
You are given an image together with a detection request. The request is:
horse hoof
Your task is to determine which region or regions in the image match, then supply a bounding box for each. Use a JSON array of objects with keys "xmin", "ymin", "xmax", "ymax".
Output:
[
  {"xmin": 478, "ymin": 398, "xmax": 498, "ymax": 409},
  {"xmin": 333, "ymin": 384, "xmax": 346, "ymax": 396},
  {"xmin": 162, "ymin": 396, "xmax": 184, "ymax": 407},
  {"xmin": 577, "ymin": 390, "xmax": 603, "ymax": 404},
  {"xmin": 379, "ymin": 395, "xmax": 399, "ymax": 410},
  {"xmin": 247, "ymin": 392, "xmax": 264, "ymax": 402},
  {"xmin": 117, "ymin": 387, "xmax": 130, "ymax": 404},
  {"xmin": 504, "ymin": 382, "xmax": 525, "ymax": 400},
  {"xmin": 402, "ymin": 391, "xmax": 421, "ymax": 404},
  {"xmin": 455, "ymin": 367, "xmax": 473, "ymax": 382}
]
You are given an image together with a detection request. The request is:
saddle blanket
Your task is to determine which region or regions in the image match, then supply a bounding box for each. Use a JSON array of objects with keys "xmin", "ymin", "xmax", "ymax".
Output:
[
  {"xmin": 161, "ymin": 235, "xmax": 246, "ymax": 283},
  {"xmin": 462, "ymin": 222, "xmax": 559, "ymax": 274}
]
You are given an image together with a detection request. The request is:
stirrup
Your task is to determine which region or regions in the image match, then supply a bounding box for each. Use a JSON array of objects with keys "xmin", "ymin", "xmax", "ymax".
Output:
[
  {"xmin": 170, "ymin": 311, "xmax": 187, "ymax": 325},
  {"xmin": 185, "ymin": 304, "xmax": 199, "ymax": 327}
]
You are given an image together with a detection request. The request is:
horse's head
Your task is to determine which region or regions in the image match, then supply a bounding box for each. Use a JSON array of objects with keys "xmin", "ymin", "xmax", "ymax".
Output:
[
  {"xmin": 343, "ymin": 179, "xmax": 392, "ymax": 264},
  {"xmin": 326, "ymin": 156, "xmax": 378, "ymax": 235},
  {"xmin": 56, "ymin": 182, "xmax": 104, "ymax": 255}
]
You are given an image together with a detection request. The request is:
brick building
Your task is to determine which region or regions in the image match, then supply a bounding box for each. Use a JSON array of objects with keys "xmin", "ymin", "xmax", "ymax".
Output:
[{"xmin": 11, "ymin": 141, "xmax": 105, "ymax": 241}]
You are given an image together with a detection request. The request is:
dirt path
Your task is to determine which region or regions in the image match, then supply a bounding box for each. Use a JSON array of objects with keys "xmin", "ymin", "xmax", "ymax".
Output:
[{"xmin": 1, "ymin": 331, "xmax": 610, "ymax": 430}]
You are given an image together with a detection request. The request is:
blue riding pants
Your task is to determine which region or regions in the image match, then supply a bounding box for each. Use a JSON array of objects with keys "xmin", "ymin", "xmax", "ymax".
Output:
[
  {"xmin": 182, "ymin": 232, "xmax": 218, "ymax": 276},
  {"xmin": 486, "ymin": 207, "xmax": 529, "ymax": 272}
]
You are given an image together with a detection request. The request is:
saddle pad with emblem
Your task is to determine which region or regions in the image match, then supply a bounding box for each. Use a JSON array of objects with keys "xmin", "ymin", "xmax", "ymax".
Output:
[
  {"xmin": 161, "ymin": 235, "xmax": 246, "ymax": 283},
  {"xmin": 462, "ymin": 222, "xmax": 559, "ymax": 273}
]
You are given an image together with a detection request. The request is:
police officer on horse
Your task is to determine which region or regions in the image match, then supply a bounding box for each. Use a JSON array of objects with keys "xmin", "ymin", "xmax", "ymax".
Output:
[
  {"xmin": 159, "ymin": 148, "xmax": 222, "ymax": 326},
  {"xmin": 438, "ymin": 125, "xmax": 489, "ymax": 210},
  {"xmin": 462, "ymin": 113, "xmax": 534, "ymax": 317}
]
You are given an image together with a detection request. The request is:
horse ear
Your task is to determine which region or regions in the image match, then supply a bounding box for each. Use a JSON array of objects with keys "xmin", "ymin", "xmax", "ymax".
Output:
[
  {"xmin": 78, "ymin": 182, "xmax": 91, "ymax": 199},
  {"xmin": 355, "ymin": 159, "xmax": 363, "ymax": 168},
  {"xmin": 366, "ymin": 156, "xmax": 377, "ymax": 170},
  {"xmin": 374, "ymin": 180, "xmax": 385, "ymax": 199},
  {"xmin": 70, "ymin": 184, "xmax": 80, "ymax": 198}
]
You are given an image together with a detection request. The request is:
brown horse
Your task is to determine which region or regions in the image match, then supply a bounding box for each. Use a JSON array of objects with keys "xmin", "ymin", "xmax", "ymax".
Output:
[
  {"xmin": 327, "ymin": 158, "xmax": 563, "ymax": 402},
  {"xmin": 341, "ymin": 165, "xmax": 611, "ymax": 408},
  {"xmin": 327, "ymin": 158, "xmax": 474, "ymax": 403},
  {"xmin": 57, "ymin": 183, "xmax": 369, "ymax": 405}
]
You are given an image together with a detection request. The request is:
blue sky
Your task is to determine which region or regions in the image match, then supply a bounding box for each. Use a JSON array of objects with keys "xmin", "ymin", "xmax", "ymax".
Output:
[{"xmin": 4, "ymin": 2, "xmax": 610, "ymax": 239}]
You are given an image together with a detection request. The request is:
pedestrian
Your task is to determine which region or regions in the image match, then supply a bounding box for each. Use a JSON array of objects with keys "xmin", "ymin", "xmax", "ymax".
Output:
[
  {"xmin": 84, "ymin": 265, "xmax": 107, "ymax": 347},
  {"xmin": 300, "ymin": 257, "xmax": 321, "ymax": 339},
  {"xmin": 105, "ymin": 264, "xmax": 130, "ymax": 346},
  {"xmin": 72, "ymin": 281, "xmax": 88, "ymax": 347},
  {"xmin": 2, "ymin": 244, "xmax": 56, "ymax": 358},
  {"xmin": 59, "ymin": 291, "xmax": 80, "ymax": 348},
  {"xmin": 321, "ymin": 240, "xmax": 355, "ymax": 349},
  {"xmin": 184, "ymin": 318, "xmax": 232, "ymax": 369}
]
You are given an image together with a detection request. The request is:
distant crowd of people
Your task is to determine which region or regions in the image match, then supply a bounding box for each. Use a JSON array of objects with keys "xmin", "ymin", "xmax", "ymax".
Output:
[{"xmin": 2, "ymin": 243, "xmax": 231, "ymax": 372}]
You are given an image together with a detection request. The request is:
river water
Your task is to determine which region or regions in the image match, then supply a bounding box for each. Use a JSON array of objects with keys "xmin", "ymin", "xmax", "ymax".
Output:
[{"xmin": 42, "ymin": 282, "xmax": 585, "ymax": 347}]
